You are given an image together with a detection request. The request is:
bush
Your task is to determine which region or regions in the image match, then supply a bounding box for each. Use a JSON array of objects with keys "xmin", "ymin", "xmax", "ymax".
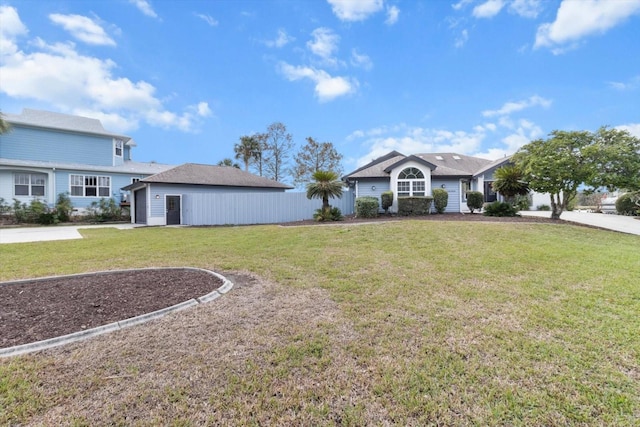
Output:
[
  {"xmin": 466, "ymin": 191, "xmax": 484, "ymax": 213},
  {"xmin": 11, "ymin": 198, "xmax": 52, "ymax": 224},
  {"xmin": 616, "ymin": 192, "xmax": 640, "ymax": 216},
  {"xmin": 87, "ymin": 198, "xmax": 123, "ymax": 222},
  {"xmin": 513, "ymin": 194, "xmax": 531, "ymax": 211},
  {"xmin": 313, "ymin": 206, "xmax": 344, "ymax": 222},
  {"xmin": 355, "ymin": 196, "xmax": 379, "ymax": 218},
  {"xmin": 381, "ymin": 191, "xmax": 393, "ymax": 214},
  {"xmin": 55, "ymin": 192, "xmax": 74, "ymax": 222},
  {"xmin": 537, "ymin": 204, "xmax": 551, "ymax": 211},
  {"xmin": 398, "ymin": 196, "xmax": 433, "ymax": 216},
  {"xmin": 483, "ymin": 201, "xmax": 519, "ymax": 217},
  {"xmin": 432, "ymin": 188, "xmax": 448, "ymax": 214}
]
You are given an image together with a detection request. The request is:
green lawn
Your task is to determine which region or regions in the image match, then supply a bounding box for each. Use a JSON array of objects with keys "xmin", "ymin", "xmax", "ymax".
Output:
[{"xmin": 1, "ymin": 220, "xmax": 639, "ymax": 425}]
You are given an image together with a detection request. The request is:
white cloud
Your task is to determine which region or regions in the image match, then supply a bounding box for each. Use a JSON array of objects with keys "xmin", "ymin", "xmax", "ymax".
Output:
[
  {"xmin": 129, "ymin": 0, "xmax": 159, "ymax": 19},
  {"xmin": 327, "ymin": 0, "xmax": 384, "ymax": 21},
  {"xmin": 452, "ymin": 0, "xmax": 474, "ymax": 11},
  {"xmin": 607, "ymin": 75, "xmax": 640, "ymax": 91},
  {"xmin": 386, "ymin": 5, "xmax": 400, "ymax": 25},
  {"xmin": 307, "ymin": 28, "xmax": 340, "ymax": 65},
  {"xmin": 455, "ymin": 29, "xmax": 469, "ymax": 48},
  {"xmin": 0, "ymin": 6, "xmax": 28, "ymax": 55},
  {"xmin": 535, "ymin": 0, "xmax": 640, "ymax": 51},
  {"xmin": 265, "ymin": 29, "xmax": 294, "ymax": 48},
  {"xmin": 195, "ymin": 13, "xmax": 218, "ymax": 27},
  {"xmin": 617, "ymin": 123, "xmax": 640, "ymax": 138},
  {"xmin": 49, "ymin": 14, "xmax": 115, "ymax": 46},
  {"xmin": 350, "ymin": 49, "xmax": 373, "ymax": 70},
  {"xmin": 509, "ymin": 0, "xmax": 542, "ymax": 18},
  {"xmin": 473, "ymin": 0, "xmax": 506, "ymax": 18},
  {"xmin": 279, "ymin": 62, "xmax": 356, "ymax": 102},
  {"xmin": 482, "ymin": 95, "xmax": 552, "ymax": 117},
  {"xmin": 0, "ymin": 11, "xmax": 208, "ymax": 133}
]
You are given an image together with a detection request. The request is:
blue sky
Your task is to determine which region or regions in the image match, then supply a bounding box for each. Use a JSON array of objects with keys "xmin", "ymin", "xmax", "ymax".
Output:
[{"xmin": 1, "ymin": 0, "xmax": 639, "ymax": 179}]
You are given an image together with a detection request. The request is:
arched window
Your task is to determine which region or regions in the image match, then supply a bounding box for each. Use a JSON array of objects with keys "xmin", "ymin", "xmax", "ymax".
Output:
[{"xmin": 397, "ymin": 167, "xmax": 426, "ymax": 197}]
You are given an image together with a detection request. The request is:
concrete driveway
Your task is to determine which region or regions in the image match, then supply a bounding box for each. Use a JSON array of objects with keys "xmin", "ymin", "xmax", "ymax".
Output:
[
  {"xmin": 520, "ymin": 210, "xmax": 640, "ymax": 236},
  {"xmin": 0, "ymin": 223, "xmax": 139, "ymax": 244}
]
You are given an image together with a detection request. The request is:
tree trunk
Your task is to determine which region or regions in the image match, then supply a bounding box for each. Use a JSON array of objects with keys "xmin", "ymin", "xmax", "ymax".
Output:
[{"xmin": 550, "ymin": 193, "xmax": 563, "ymax": 220}]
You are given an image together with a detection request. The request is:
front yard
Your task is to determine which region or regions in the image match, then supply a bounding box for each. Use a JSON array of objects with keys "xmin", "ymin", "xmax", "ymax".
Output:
[{"xmin": 1, "ymin": 220, "xmax": 639, "ymax": 425}]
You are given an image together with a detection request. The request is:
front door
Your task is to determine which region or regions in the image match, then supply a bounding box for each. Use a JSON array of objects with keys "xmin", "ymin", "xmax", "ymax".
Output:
[
  {"xmin": 134, "ymin": 188, "xmax": 147, "ymax": 224},
  {"xmin": 484, "ymin": 181, "xmax": 497, "ymax": 202},
  {"xmin": 166, "ymin": 195, "xmax": 181, "ymax": 225}
]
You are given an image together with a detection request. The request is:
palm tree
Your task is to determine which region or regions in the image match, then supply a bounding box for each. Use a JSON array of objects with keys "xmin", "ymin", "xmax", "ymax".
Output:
[
  {"xmin": 234, "ymin": 136, "xmax": 261, "ymax": 172},
  {"xmin": 306, "ymin": 170, "xmax": 343, "ymax": 217},
  {"xmin": 217, "ymin": 158, "xmax": 240, "ymax": 168},
  {"xmin": 492, "ymin": 165, "xmax": 530, "ymax": 203}
]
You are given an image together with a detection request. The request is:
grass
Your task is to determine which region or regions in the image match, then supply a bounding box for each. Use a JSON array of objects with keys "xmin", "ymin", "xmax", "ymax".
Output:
[{"xmin": 1, "ymin": 220, "xmax": 639, "ymax": 425}]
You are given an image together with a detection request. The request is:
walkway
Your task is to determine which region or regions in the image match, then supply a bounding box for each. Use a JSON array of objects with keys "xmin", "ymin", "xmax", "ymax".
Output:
[
  {"xmin": 0, "ymin": 223, "xmax": 139, "ymax": 244},
  {"xmin": 520, "ymin": 211, "xmax": 640, "ymax": 236}
]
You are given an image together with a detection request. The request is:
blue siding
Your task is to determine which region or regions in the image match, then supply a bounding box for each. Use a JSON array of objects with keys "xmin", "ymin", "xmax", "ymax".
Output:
[
  {"xmin": 432, "ymin": 179, "xmax": 461, "ymax": 213},
  {"xmin": 1, "ymin": 126, "xmax": 113, "ymax": 166},
  {"xmin": 355, "ymin": 179, "xmax": 389, "ymax": 211}
]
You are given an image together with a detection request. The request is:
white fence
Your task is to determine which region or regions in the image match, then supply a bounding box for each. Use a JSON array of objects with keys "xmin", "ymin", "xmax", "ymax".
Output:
[{"xmin": 183, "ymin": 191, "xmax": 355, "ymax": 225}]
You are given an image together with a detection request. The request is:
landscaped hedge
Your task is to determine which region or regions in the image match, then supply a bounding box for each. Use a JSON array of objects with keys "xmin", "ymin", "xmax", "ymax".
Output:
[
  {"xmin": 616, "ymin": 192, "xmax": 640, "ymax": 216},
  {"xmin": 355, "ymin": 196, "xmax": 379, "ymax": 218},
  {"xmin": 466, "ymin": 191, "xmax": 484, "ymax": 213},
  {"xmin": 398, "ymin": 196, "xmax": 433, "ymax": 216},
  {"xmin": 432, "ymin": 188, "xmax": 448, "ymax": 214},
  {"xmin": 483, "ymin": 201, "xmax": 518, "ymax": 217},
  {"xmin": 381, "ymin": 191, "xmax": 393, "ymax": 214}
]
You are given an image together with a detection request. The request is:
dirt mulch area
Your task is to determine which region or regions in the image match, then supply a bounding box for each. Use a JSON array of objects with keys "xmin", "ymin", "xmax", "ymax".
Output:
[
  {"xmin": 281, "ymin": 213, "xmax": 562, "ymax": 226},
  {"xmin": 0, "ymin": 268, "xmax": 222, "ymax": 349}
]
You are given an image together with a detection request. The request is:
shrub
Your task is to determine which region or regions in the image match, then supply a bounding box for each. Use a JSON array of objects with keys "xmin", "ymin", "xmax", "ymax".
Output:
[
  {"xmin": 381, "ymin": 191, "xmax": 393, "ymax": 214},
  {"xmin": 55, "ymin": 192, "xmax": 74, "ymax": 222},
  {"xmin": 0, "ymin": 198, "xmax": 10, "ymax": 215},
  {"xmin": 313, "ymin": 206, "xmax": 344, "ymax": 222},
  {"xmin": 11, "ymin": 198, "xmax": 51, "ymax": 224},
  {"xmin": 537, "ymin": 204, "xmax": 551, "ymax": 211},
  {"xmin": 87, "ymin": 198, "xmax": 123, "ymax": 222},
  {"xmin": 512, "ymin": 194, "xmax": 531, "ymax": 211},
  {"xmin": 616, "ymin": 192, "xmax": 640, "ymax": 216},
  {"xmin": 355, "ymin": 196, "xmax": 379, "ymax": 218},
  {"xmin": 432, "ymin": 188, "xmax": 449, "ymax": 214},
  {"xmin": 398, "ymin": 196, "xmax": 433, "ymax": 216},
  {"xmin": 466, "ymin": 191, "xmax": 484, "ymax": 213},
  {"xmin": 483, "ymin": 201, "xmax": 519, "ymax": 217}
]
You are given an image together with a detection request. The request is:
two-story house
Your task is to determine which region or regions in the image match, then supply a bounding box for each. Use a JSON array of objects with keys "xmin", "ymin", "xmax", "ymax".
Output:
[{"xmin": 0, "ymin": 109, "xmax": 172, "ymax": 211}]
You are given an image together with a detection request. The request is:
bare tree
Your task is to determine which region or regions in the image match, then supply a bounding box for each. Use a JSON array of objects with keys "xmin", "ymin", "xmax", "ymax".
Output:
[
  {"xmin": 262, "ymin": 122, "xmax": 293, "ymax": 183},
  {"xmin": 293, "ymin": 137, "xmax": 343, "ymax": 187}
]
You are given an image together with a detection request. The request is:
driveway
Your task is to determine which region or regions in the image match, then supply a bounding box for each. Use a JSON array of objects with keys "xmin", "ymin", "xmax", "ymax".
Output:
[
  {"xmin": 0, "ymin": 224, "xmax": 139, "ymax": 244},
  {"xmin": 520, "ymin": 211, "xmax": 640, "ymax": 236}
]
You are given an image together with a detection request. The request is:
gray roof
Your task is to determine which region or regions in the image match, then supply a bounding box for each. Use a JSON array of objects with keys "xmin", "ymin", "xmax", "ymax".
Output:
[
  {"xmin": 0, "ymin": 158, "xmax": 173, "ymax": 175},
  {"xmin": 343, "ymin": 151, "xmax": 494, "ymax": 180},
  {"xmin": 473, "ymin": 155, "xmax": 512, "ymax": 177},
  {"xmin": 3, "ymin": 109, "xmax": 133, "ymax": 143},
  {"xmin": 131, "ymin": 163, "xmax": 294, "ymax": 189}
]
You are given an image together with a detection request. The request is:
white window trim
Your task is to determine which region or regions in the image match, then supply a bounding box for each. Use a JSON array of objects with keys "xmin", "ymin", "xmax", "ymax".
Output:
[
  {"xmin": 69, "ymin": 174, "xmax": 111, "ymax": 198},
  {"xmin": 389, "ymin": 162, "xmax": 432, "ymax": 212},
  {"xmin": 114, "ymin": 139, "xmax": 124, "ymax": 157},
  {"xmin": 14, "ymin": 173, "xmax": 46, "ymax": 197}
]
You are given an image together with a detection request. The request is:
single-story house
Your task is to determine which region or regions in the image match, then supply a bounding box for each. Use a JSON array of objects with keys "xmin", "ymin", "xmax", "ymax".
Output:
[
  {"xmin": 122, "ymin": 163, "xmax": 296, "ymax": 226},
  {"xmin": 342, "ymin": 151, "xmax": 514, "ymax": 213}
]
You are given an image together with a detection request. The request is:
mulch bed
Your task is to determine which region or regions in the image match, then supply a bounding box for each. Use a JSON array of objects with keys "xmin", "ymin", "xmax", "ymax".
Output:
[{"xmin": 0, "ymin": 269, "xmax": 222, "ymax": 349}]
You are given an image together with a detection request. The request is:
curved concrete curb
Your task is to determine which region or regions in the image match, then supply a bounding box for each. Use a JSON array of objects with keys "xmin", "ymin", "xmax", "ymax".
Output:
[{"xmin": 0, "ymin": 267, "xmax": 233, "ymax": 358}]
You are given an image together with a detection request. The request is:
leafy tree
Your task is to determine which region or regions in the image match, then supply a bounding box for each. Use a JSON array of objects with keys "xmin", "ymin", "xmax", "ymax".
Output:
[
  {"xmin": 306, "ymin": 170, "xmax": 343, "ymax": 218},
  {"xmin": 292, "ymin": 137, "xmax": 343, "ymax": 187},
  {"xmin": 0, "ymin": 112, "xmax": 11, "ymax": 134},
  {"xmin": 262, "ymin": 122, "xmax": 294, "ymax": 182},
  {"xmin": 513, "ymin": 127, "xmax": 640, "ymax": 220},
  {"xmin": 218, "ymin": 158, "xmax": 240, "ymax": 168},
  {"xmin": 234, "ymin": 135, "xmax": 261, "ymax": 172},
  {"xmin": 491, "ymin": 165, "xmax": 530, "ymax": 204},
  {"xmin": 513, "ymin": 130, "xmax": 593, "ymax": 220}
]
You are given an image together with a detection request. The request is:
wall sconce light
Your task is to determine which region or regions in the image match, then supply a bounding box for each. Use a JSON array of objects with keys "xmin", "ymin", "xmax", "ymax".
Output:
[
  {"xmin": 155, "ymin": 194, "xmax": 160, "ymax": 199},
  {"xmin": 441, "ymin": 184, "xmax": 446, "ymax": 188},
  {"xmin": 371, "ymin": 185, "xmax": 376, "ymax": 191}
]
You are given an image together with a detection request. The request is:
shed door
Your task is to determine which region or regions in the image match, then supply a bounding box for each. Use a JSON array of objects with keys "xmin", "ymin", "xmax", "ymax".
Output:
[
  {"xmin": 166, "ymin": 195, "xmax": 181, "ymax": 225},
  {"xmin": 134, "ymin": 188, "xmax": 147, "ymax": 224}
]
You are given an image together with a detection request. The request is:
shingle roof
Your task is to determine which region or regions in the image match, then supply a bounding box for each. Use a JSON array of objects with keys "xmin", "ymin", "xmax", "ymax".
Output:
[
  {"xmin": 343, "ymin": 151, "xmax": 494, "ymax": 180},
  {"xmin": 136, "ymin": 163, "xmax": 294, "ymax": 189},
  {"xmin": 0, "ymin": 158, "xmax": 173, "ymax": 175},
  {"xmin": 3, "ymin": 109, "xmax": 132, "ymax": 142},
  {"xmin": 472, "ymin": 155, "xmax": 512, "ymax": 177}
]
